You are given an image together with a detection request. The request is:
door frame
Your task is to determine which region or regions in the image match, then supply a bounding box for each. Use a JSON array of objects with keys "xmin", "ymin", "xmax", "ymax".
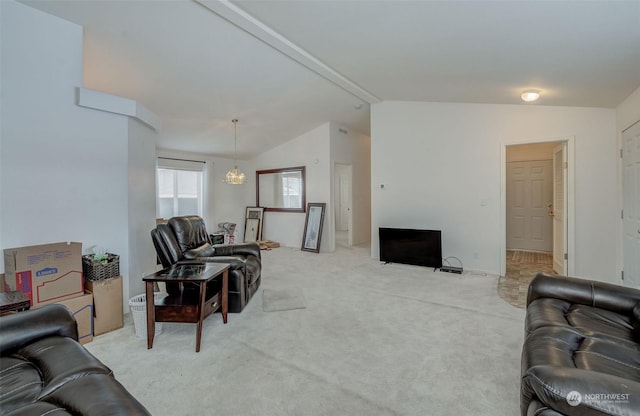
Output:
[
  {"xmin": 552, "ymin": 143, "xmax": 568, "ymax": 274},
  {"xmin": 334, "ymin": 163, "xmax": 353, "ymax": 246},
  {"xmin": 500, "ymin": 136, "xmax": 576, "ymax": 277},
  {"xmin": 620, "ymin": 120, "xmax": 640, "ymax": 287}
]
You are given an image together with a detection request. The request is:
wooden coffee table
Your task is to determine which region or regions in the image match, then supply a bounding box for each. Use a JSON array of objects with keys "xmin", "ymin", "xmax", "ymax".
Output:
[{"xmin": 143, "ymin": 262, "xmax": 229, "ymax": 352}]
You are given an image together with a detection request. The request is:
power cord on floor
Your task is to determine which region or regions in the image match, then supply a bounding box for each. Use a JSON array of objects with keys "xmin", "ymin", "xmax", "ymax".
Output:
[
  {"xmin": 440, "ymin": 256, "xmax": 464, "ymax": 274},
  {"xmin": 442, "ymin": 256, "xmax": 463, "ymax": 269}
]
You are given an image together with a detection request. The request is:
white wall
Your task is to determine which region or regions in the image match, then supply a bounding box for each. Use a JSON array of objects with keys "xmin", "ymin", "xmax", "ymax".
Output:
[
  {"xmin": 330, "ymin": 123, "xmax": 371, "ymax": 246},
  {"xmin": 616, "ymin": 87, "xmax": 640, "ymax": 132},
  {"xmin": 127, "ymin": 119, "xmax": 158, "ymax": 299},
  {"xmin": 1, "ymin": 0, "xmax": 128, "ymax": 271},
  {"xmin": 1, "ymin": 1, "xmax": 159, "ymax": 312},
  {"xmin": 251, "ymin": 123, "xmax": 332, "ymax": 251},
  {"xmin": 371, "ymin": 101, "xmax": 619, "ymax": 281}
]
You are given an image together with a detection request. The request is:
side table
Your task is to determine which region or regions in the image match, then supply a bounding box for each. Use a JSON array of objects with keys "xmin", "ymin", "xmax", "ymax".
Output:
[
  {"xmin": 0, "ymin": 291, "xmax": 30, "ymax": 315},
  {"xmin": 143, "ymin": 263, "xmax": 229, "ymax": 352}
]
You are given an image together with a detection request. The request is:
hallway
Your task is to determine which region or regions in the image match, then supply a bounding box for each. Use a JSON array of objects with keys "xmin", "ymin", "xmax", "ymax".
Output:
[{"xmin": 498, "ymin": 250, "xmax": 555, "ymax": 308}]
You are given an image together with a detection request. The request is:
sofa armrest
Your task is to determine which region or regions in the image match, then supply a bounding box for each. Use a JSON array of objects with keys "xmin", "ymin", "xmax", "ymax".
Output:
[
  {"xmin": 521, "ymin": 365, "xmax": 640, "ymax": 416},
  {"xmin": 0, "ymin": 304, "xmax": 78, "ymax": 354},
  {"xmin": 183, "ymin": 243, "xmax": 216, "ymax": 259},
  {"xmin": 526, "ymin": 273, "xmax": 640, "ymax": 315},
  {"xmin": 213, "ymin": 242, "xmax": 261, "ymax": 259}
]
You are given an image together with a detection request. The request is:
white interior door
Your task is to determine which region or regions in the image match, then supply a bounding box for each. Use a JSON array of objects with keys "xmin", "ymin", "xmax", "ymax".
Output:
[
  {"xmin": 552, "ymin": 143, "xmax": 568, "ymax": 274},
  {"xmin": 622, "ymin": 120, "xmax": 640, "ymax": 288},
  {"xmin": 338, "ymin": 175, "xmax": 350, "ymax": 231},
  {"xmin": 506, "ymin": 160, "xmax": 553, "ymax": 251},
  {"xmin": 334, "ymin": 164, "xmax": 351, "ymax": 231}
]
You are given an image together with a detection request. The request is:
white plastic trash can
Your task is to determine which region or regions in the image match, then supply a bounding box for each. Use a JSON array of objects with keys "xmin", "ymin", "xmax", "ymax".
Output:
[{"xmin": 129, "ymin": 293, "xmax": 165, "ymax": 339}]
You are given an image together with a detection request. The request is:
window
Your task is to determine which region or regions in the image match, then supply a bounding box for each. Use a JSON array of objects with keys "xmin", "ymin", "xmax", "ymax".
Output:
[
  {"xmin": 156, "ymin": 158, "xmax": 205, "ymax": 219},
  {"xmin": 281, "ymin": 173, "xmax": 301, "ymax": 209}
]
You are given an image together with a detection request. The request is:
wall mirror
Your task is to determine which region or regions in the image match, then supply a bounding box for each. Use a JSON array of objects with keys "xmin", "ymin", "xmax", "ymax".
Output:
[{"xmin": 256, "ymin": 166, "xmax": 306, "ymax": 212}]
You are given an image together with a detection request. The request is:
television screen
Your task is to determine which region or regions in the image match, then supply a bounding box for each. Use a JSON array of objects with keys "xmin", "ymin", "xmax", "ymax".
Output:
[{"xmin": 379, "ymin": 228, "xmax": 442, "ymax": 269}]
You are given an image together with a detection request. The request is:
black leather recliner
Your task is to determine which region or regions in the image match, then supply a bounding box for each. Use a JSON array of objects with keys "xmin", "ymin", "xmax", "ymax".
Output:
[
  {"xmin": 521, "ymin": 273, "xmax": 640, "ymax": 415},
  {"xmin": 151, "ymin": 216, "xmax": 261, "ymax": 313},
  {"xmin": 0, "ymin": 304, "xmax": 151, "ymax": 415}
]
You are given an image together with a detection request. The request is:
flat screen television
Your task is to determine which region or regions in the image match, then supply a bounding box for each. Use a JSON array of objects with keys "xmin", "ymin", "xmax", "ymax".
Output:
[{"xmin": 379, "ymin": 227, "xmax": 443, "ymax": 269}]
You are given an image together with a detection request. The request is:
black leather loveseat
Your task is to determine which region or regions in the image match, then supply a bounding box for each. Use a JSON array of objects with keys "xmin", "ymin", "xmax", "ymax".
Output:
[
  {"xmin": 521, "ymin": 273, "xmax": 640, "ymax": 416},
  {"xmin": 151, "ymin": 215, "xmax": 261, "ymax": 313},
  {"xmin": 0, "ymin": 304, "xmax": 150, "ymax": 416}
]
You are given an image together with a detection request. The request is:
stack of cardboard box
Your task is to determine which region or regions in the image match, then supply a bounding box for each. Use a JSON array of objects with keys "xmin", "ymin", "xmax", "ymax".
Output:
[{"xmin": 3, "ymin": 242, "xmax": 124, "ymax": 344}]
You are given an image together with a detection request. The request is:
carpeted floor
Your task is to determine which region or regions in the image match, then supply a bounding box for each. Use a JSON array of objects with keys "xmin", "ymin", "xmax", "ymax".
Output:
[{"xmin": 85, "ymin": 245, "xmax": 525, "ymax": 416}]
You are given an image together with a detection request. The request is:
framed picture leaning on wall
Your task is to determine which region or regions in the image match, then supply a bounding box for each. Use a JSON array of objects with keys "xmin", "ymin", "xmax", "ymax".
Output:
[
  {"xmin": 301, "ymin": 203, "xmax": 326, "ymax": 253},
  {"xmin": 245, "ymin": 206, "xmax": 264, "ymax": 242}
]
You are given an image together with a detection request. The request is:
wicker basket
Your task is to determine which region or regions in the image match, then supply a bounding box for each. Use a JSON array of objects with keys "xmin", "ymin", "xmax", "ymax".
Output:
[{"xmin": 82, "ymin": 253, "xmax": 120, "ymax": 281}]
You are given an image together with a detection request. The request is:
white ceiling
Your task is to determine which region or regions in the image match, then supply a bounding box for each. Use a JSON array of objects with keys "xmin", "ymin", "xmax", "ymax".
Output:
[{"xmin": 20, "ymin": 0, "xmax": 640, "ymax": 159}]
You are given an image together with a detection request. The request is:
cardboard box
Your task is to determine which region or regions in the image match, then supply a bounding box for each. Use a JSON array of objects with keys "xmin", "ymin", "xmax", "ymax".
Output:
[
  {"xmin": 3, "ymin": 242, "xmax": 83, "ymax": 308},
  {"xmin": 52, "ymin": 292, "xmax": 94, "ymax": 344},
  {"xmin": 85, "ymin": 276, "xmax": 124, "ymax": 336}
]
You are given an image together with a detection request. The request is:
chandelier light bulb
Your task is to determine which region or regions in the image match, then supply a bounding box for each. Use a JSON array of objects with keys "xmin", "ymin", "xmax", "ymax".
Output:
[{"xmin": 521, "ymin": 90, "xmax": 540, "ymax": 102}]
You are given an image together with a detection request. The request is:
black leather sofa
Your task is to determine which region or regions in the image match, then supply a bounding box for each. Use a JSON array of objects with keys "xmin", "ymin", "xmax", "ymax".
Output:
[
  {"xmin": 0, "ymin": 304, "xmax": 150, "ymax": 416},
  {"xmin": 151, "ymin": 215, "xmax": 261, "ymax": 313},
  {"xmin": 521, "ymin": 273, "xmax": 640, "ymax": 416}
]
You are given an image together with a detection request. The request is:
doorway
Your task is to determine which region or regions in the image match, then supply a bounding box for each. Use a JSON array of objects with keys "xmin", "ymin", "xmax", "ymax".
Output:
[
  {"xmin": 622, "ymin": 120, "xmax": 640, "ymax": 288},
  {"xmin": 334, "ymin": 163, "xmax": 353, "ymax": 248},
  {"xmin": 499, "ymin": 139, "xmax": 573, "ymax": 307}
]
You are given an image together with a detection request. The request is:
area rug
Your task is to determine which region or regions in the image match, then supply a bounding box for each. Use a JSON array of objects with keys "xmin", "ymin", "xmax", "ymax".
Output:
[{"xmin": 262, "ymin": 287, "xmax": 306, "ymax": 312}]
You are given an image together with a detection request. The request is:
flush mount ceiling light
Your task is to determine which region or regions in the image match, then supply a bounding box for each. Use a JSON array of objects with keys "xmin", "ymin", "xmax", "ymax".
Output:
[
  {"xmin": 224, "ymin": 118, "xmax": 247, "ymax": 185},
  {"xmin": 521, "ymin": 90, "xmax": 540, "ymax": 102}
]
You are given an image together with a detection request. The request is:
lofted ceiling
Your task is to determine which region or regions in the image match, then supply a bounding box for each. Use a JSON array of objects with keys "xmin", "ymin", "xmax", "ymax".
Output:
[{"xmin": 20, "ymin": 0, "xmax": 640, "ymax": 160}]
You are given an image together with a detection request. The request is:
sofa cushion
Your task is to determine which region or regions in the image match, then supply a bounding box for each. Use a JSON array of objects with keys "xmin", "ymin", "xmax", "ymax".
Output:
[
  {"xmin": 524, "ymin": 326, "xmax": 640, "ymax": 381},
  {"xmin": 521, "ymin": 365, "xmax": 640, "ymax": 416},
  {"xmin": 526, "ymin": 298, "xmax": 637, "ymax": 347},
  {"xmin": 0, "ymin": 356, "xmax": 42, "ymax": 414},
  {"xmin": 3, "ymin": 374, "xmax": 150, "ymax": 416},
  {"xmin": 42, "ymin": 373, "xmax": 150, "ymax": 416},
  {"xmin": 4, "ymin": 401, "xmax": 75, "ymax": 416}
]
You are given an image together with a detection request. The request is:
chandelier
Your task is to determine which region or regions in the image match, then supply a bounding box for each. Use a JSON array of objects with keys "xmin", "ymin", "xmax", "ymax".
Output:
[{"xmin": 224, "ymin": 118, "xmax": 247, "ymax": 185}]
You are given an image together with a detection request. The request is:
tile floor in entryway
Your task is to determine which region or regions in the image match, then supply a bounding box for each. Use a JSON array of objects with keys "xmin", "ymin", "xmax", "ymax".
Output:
[{"xmin": 498, "ymin": 250, "xmax": 555, "ymax": 308}]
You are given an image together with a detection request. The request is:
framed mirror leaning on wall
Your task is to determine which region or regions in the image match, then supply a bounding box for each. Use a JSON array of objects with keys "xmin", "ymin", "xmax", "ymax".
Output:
[{"xmin": 256, "ymin": 166, "xmax": 306, "ymax": 212}]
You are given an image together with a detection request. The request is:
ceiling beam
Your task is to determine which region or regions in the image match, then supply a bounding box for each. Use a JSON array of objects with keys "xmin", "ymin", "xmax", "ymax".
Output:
[{"xmin": 196, "ymin": 0, "xmax": 380, "ymax": 105}]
